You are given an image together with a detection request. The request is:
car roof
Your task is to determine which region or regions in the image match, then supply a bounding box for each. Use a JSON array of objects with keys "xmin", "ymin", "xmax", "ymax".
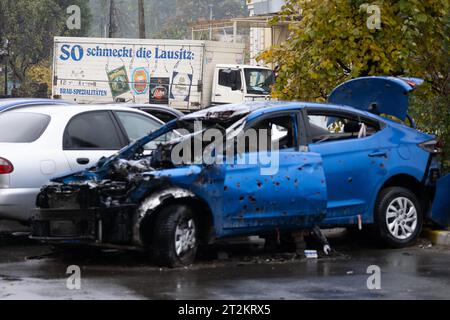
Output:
[
  {"xmin": 6, "ymin": 104, "xmax": 162, "ymax": 120},
  {"xmin": 126, "ymin": 104, "xmax": 185, "ymax": 117},
  {"xmin": 181, "ymin": 101, "xmax": 379, "ymax": 122},
  {"xmin": 0, "ymin": 98, "xmax": 72, "ymax": 112}
]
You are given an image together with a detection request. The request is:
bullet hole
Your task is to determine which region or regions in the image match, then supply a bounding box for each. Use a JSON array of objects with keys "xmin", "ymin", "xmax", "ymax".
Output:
[
  {"xmin": 239, "ymin": 196, "xmax": 245, "ymax": 201},
  {"xmin": 249, "ymin": 196, "xmax": 257, "ymax": 203},
  {"xmin": 257, "ymin": 181, "xmax": 263, "ymax": 188}
]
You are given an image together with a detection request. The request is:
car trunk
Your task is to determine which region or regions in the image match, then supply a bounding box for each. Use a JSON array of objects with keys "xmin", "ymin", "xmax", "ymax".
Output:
[{"xmin": 328, "ymin": 76, "xmax": 423, "ymax": 121}]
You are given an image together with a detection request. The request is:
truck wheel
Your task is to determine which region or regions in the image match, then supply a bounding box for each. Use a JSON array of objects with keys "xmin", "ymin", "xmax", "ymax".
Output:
[
  {"xmin": 375, "ymin": 187, "xmax": 423, "ymax": 248},
  {"xmin": 152, "ymin": 204, "xmax": 198, "ymax": 268}
]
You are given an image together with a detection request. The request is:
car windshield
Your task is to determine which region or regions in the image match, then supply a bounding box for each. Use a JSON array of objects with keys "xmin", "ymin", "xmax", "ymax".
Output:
[
  {"xmin": 144, "ymin": 116, "xmax": 243, "ymax": 149},
  {"xmin": 0, "ymin": 112, "xmax": 51, "ymax": 143},
  {"xmin": 244, "ymin": 69, "xmax": 275, "ymax": 95}
]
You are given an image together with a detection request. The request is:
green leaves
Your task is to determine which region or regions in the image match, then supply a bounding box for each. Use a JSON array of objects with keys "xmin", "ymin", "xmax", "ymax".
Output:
[
  {"xmin": 259, "ymin": 0, "xmax": 450, "ymax": 170},
  {"xmin": 0, "ymin": 0, "xmax": 91, "ymax": 95}
]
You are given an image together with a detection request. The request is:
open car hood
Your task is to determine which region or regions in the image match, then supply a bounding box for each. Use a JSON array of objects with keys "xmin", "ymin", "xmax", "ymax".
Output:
[{"xmin": 328, "ymin": 76, "xmax": 424, "ymax": 121}]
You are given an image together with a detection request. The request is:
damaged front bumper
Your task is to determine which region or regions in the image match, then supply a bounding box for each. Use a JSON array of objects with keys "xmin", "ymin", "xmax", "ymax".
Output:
[{"xmin": 31, "ymin": 204, "xmax": 138, "ymax": 248}]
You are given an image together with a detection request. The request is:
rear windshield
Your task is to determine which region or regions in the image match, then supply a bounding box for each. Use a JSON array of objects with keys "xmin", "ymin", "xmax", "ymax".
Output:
[{"xmin": 0, "ymin": 112, "xmax": 51, "ymax": 143}]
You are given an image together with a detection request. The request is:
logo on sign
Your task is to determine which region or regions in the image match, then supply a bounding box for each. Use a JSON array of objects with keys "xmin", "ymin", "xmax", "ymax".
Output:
[
  {"xmin": 60, "ymin": 44, "xmax": 84, "ymax": 61},
  {"xmin": 132, "ymin": 68, "xmax": 149, "ymax": 95}
]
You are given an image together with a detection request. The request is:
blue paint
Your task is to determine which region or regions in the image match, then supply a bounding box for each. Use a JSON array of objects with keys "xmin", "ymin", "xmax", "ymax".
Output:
[
  {"xmin": 46, "ymin": 76, "xmax": 448, "ymax": 239},
  {"xmin": 431, "ymin": 174, "xmax": 450, "ymax": 227},
  {"xmin": 329, "ymin": 76, "xmax": 424, "ymax": 121}
]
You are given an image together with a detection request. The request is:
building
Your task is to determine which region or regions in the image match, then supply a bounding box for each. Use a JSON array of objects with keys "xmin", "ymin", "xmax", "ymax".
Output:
[
  {"xmin": 247, "ymin": 0, "xmax": 288, "ymax": 65},
  {"xmin": 189, "ymin": 0, "xmax": 289, "ymax": 66}
]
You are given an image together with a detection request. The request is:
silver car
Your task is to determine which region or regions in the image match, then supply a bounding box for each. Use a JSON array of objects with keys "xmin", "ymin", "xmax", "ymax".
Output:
[{"xmin": 0, "ymin": 104, "xmax": 165, "ymax": 222}]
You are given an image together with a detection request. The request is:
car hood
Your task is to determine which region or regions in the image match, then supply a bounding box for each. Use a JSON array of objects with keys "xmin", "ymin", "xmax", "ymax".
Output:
[{"xmin": 328, "ymin": 76, "xmax": 424, "ymax": 121}]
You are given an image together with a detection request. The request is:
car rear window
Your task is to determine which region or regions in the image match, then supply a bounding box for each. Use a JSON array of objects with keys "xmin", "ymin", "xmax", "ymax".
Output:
[{"xmin": 0, "ymin": 112, "xmax": 51, "ymax": 143}]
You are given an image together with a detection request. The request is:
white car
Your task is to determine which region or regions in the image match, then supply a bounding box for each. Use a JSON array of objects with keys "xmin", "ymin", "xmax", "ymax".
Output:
[{"xmin": 0, "ymin": 104, "xmax": 165, "ymax": 222}]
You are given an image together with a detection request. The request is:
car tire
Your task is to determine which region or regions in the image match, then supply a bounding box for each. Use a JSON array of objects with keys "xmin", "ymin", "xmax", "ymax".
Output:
[
  {"xmin": 374, "ymin": 187, "xmax": 423, "ymax": 248},
  {"xmin": 152, "ymin": 204, "xmax": 198, "ymax": 268}
]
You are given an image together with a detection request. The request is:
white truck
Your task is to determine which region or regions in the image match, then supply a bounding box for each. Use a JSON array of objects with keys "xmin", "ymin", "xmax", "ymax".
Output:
[{"xmin": 52, "ymin": 37, "xmax": 274, "ymax": 111}]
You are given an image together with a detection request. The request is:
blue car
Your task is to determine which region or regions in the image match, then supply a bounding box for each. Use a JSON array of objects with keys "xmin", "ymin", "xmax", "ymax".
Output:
[
  {"xmin": 30, "ymin": 77, "xmax": 449, "ymax": 267},
  {"xmin": 0, "ymin": 98, "xmax": 72, "ymax": 113}
]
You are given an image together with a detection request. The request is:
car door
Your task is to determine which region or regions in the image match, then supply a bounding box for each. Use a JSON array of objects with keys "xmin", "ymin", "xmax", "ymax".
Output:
[
  {"xmin": 305, "ymin": 108, "xmax": 384, "ymax": 225},
  {"xmin": 63, "ymin": 110, "xmax": 126, "ymax": 172},
  {"xmin": 220, "ymin": 111, "xmax": 327, "ymax": 235},
  {"xmin": 213, "ymin": 68, "xmax": 245, "ymax": 104}
]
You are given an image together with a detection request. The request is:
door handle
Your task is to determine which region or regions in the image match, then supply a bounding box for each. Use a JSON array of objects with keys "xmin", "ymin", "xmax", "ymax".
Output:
[
  {"xmin": 215, "ymin": 94, "xmax": 222, "ymax": 97},
  {"xmin": 76, "ymin": 158, "xmax": 90, "ymax": 165},
  {"xmin": 368, "ymin": 151, "xmax": 387, "ymax": 158}
]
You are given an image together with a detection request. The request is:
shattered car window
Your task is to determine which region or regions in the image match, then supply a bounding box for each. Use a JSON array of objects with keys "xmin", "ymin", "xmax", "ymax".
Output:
[
  {"xmin": 308, "ymin": 114, "xmax": 380, "ymax": 143},
  {"xmin": 127, "ymin": 115, "xmax": 248, "ymax": 168}
]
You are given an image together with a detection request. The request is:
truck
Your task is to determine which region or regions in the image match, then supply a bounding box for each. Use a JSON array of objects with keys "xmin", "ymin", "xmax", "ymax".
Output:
[{"xmin": 52, "ymin": 37, "xmax": 275, "ymax": 111}]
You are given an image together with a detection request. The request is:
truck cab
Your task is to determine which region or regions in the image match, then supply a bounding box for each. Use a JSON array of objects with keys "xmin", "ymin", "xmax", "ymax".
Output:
[{"xmin": 212, "ymin": 64, "xmax": 275, "ymax": 105}]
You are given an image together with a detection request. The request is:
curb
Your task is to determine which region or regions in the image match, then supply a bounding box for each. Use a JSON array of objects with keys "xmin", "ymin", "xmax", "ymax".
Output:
[{"xmin": 423, "ymin": 228, "xmax": 450, "ymax": 246}]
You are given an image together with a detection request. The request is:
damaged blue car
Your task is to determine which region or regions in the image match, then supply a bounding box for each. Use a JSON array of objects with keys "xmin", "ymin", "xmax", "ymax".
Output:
[{"xmin": 31, "ymin": 77, "xmax": 449, "ymax": 267}]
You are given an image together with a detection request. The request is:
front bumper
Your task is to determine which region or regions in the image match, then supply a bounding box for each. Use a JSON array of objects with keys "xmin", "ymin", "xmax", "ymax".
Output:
[{"xmin": 31, "ymin": 205, "xmax": 137, "ymax": 247}]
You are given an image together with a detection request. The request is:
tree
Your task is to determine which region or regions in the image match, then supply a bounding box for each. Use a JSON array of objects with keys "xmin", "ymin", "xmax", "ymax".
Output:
[
  {"xmin": 0, "ymin": 0, "xmax": 91, "ymax": 96},
  {"xmin": 259, "ymin": 0, "xmax": 450, "ymax": 169}
]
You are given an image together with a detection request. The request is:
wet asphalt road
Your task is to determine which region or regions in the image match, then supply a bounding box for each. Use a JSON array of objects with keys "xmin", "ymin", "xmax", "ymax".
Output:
[{"xmin": 0, "ymin": 230, "xmax": 449, "ymax": 300}]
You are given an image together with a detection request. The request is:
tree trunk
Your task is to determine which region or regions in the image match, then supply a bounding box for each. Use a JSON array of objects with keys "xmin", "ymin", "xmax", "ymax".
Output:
[
  {"xmin": 138, "ymin": 0, "xmax": 146, "ymax": 39},
  {"xmin": 109, "ymin": 0, "xmax": 118, "ymax": 38}
]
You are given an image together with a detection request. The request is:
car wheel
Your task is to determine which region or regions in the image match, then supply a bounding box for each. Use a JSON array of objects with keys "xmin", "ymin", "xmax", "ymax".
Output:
[
  {"xmin": 152, "ymin": 204, "xmax": 198, "ymax": 268},
  {"xmin": 375, "ymin": 187, "xmax": 423, "ymax": 248}
]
